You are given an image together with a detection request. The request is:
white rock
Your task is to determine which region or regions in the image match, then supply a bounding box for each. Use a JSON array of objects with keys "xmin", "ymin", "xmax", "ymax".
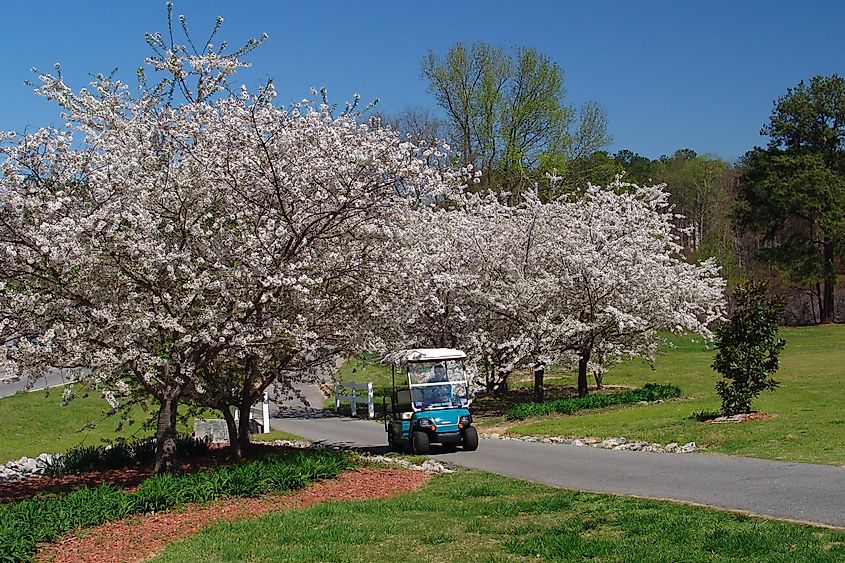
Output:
[
  {"xmin": 665, "ymin": 442, "xmax": 679, "ymax": 452},
  {"xmin": 601, "ymin": 437, "xmax": 626, "ymax": 448},
  {"xmin": 679, "ymin": 441, "xmax": 697, "ymax": 453},
  {"xmin": 572, "ymin": 439, "xmax": 585, "ymax": 447}
]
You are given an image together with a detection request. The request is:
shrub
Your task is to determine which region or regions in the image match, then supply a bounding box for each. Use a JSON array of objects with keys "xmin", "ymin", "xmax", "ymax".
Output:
[
  {"xmin": 712, "ymin": 281, "xmax": 785, "ymax": 416},
  {"xmin": 0, "ymin": 449, "xmax": 351, "ymax": 562},
  {"xmin": 505, "ymin": 383, "xmax": 681, "ymax": 421}
]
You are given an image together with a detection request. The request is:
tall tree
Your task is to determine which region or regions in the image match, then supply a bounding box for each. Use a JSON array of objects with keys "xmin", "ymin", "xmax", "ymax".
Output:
[
  {"xmin": 613, "ymin": 149, "xmax": 655, "ymax": 185},
  {"xmin": 421, "ymin": 42, "xmax": 609, "ymax": 197},
  {"xmin": 737, "ymin": 75, "xmax": 845, "ymax": 323},
  {"xmin": 0, "ymin": 12, "xmax": 463, "ymax": 471}
]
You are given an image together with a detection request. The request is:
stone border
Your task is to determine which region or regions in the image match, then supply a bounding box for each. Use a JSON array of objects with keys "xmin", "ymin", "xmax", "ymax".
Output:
[
  {"xmin": 253, "ymin": 439, "xmax": 456, "ymax": 473},
  {"xmin": 480, "ymin": 433, "xmax": 699, "ymax": 453},
  {"xmin": 0, "ymin": 453, "xmax": 55, "ymax": 483}
]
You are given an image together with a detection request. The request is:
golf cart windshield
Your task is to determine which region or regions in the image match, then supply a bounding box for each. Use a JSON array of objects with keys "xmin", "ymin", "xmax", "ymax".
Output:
[{"xmin": 408, "ymin": 360, "xmax": 468, "ymax": 410}]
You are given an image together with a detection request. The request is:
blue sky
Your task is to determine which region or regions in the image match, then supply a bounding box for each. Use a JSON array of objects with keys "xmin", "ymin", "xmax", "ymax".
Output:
[{"xmin": 1, "ymin": 1, "xmax": 843, "ymax": 162}]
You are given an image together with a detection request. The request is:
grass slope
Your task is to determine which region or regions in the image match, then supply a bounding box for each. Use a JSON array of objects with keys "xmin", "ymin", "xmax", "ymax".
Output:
[
  {"xmin": 0, "ymin": 388, "xmax": 151, "ymax": 462},
  {"xmin": 508, "ymin": 326, "xmax": 845, "ymax": 465},
  {"xmin": 154, "ymin": 470, "xmax": 845, "ymax": 563},
  {"xmin": 0, "ymin": 387, "xmax": 209, "ymax": 463}
]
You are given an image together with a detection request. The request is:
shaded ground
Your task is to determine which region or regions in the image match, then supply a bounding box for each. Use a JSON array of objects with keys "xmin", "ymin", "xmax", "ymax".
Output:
[{"xmin": 471, "ymin": 384, "xmax": 633, "ymax": 419}]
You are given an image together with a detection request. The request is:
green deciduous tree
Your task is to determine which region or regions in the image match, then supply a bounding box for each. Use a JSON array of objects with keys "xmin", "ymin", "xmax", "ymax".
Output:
[
  {"xmin": 421, "ymin": 42, "xmax": 609, "ymax": 197},
  {"xmin": 712, "ymin": 281, "xmax": 785, "ymax": 415},
  {"xmin": 737, "ymin": 75, "xmax": 845, "ymax": 323}
]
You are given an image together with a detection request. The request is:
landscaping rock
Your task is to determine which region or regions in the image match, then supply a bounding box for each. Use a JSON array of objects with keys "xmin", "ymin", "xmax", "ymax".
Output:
[
  {"xmin": 679, "ymin": 441, "xmax": 697, "ymax": 453},
  {"xmin": 460, "ymin": 434, "xmax": 702, "ymax": 457},
  {"xmin": 601, "ymin": 437, "xmax": 626, "ymax": 448},
  {"xmin": 0, "ymin": 453, "xmax": 59, "ymax": 484},
  {"xmin": 362, "ymin": 454, "xmax": 454, "ymax": 474}
]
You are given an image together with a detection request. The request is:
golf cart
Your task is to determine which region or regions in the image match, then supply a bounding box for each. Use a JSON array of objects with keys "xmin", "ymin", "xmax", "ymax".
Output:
[{"xmin": 384, "ymin": 348, "xmax": 478, "ymax": 454}]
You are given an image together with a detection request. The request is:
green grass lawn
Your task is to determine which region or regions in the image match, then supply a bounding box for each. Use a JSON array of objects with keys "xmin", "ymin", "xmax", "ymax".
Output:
[
  {"xmin": 506, "ymin": 325, "xmax": 845, "ymax": 465},
  {"xmin": 0, "ymin": 387, "xmax": 156, "ymax": 462},
  {"xmin": 153, "ymin": 469, "xmax": 845, "ymax": 563},
  {"xmin": 330, "ymin": 354, "xmax": 394, "ymax": 413},
  {"xmin": 0, "ymin": 386, "xmax": 221, "ymax": 463}
]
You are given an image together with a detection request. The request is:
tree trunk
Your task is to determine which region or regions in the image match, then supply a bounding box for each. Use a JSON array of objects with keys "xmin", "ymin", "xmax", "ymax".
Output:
[
  {"xmin": 593, "ymin": 370, "xmax": 604, "ymax": 390},
  {"xmin": 238, "ymin": 399, "xmax": 252, "ymax": 452},
  {"xmin": 154, "ymin": 394, "xmax": 180, "ymax": 475},
  {"xmin": 821, "ymin": 242, "xmax": 835, "ymax": 323},
  {"xmin": 494, "ymin": 372, "xmax": 510, "ymax": 397},
  {"xmin": 577, "ymin": 348, "xmax": 591, "ymax": 398},
  {"xmin": 221, "ymin": 405, "xmax": 241, "ymax": 462},
  {"xmin": 533, "ymin": 362, "xmax": 545, "ymax": 403}
]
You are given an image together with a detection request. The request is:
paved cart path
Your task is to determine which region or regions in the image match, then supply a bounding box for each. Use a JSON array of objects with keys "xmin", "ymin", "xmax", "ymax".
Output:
[
  {"xmin": 0, "ymin": 368, "xmax": 74, "ymax": 398},
  {"xmin": 272, "ymin": 413, "xmax": 845, "ymax": 529}
]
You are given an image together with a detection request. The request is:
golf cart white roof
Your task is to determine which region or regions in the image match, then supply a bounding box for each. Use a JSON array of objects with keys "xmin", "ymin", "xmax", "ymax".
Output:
[{"xmin": 386, "ymin": 348, "xmax": 467, "ymax": 365}]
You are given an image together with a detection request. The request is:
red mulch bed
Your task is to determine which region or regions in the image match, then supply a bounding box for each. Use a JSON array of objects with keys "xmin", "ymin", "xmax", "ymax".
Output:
[
  {"xmin": 34, "ymin": 467, "xmax": 429, "ymax": 563},
  {"xmin": 0, "ymin": 445, "xmax": 241, "ymax": 505}
]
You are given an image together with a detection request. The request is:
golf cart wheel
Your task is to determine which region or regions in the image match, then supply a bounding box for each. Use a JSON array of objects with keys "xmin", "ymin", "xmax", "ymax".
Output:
[
  {"xmin": 462, "ymin": 427, "xmax": 479, "ymax": 451},
  {"xmin": 412, "ymin": 431, "xmax": 430, "ymax": 455}
]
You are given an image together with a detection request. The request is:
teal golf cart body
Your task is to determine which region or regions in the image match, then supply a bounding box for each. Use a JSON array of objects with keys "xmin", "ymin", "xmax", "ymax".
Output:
[{"xmin": 384, "ymin": 348, "xmax": 479, "ymax": 454}]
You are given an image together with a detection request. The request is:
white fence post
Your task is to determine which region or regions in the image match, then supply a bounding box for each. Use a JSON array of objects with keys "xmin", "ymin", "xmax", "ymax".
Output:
[
  {"xmin": 350, "ymin": 380, "xmax": 357, "ymax": 417},
  {"xmin": 334, "ymin": 381, "xmax": 340, "ymax": 413},
  {"xmin": 367, "ymin": 382, "xmax": 374, "ymax": 419},
  {"xmin": 262, "ymin": 391, "xmax": 270, "ymax": 434}
]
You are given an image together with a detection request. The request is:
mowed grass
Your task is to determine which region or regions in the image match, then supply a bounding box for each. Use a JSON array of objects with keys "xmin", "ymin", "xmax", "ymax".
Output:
[
  {"xmin": 330, "ymin": 354, "xmax": 393, "ymax": 412},
  {"xmin": 0, "ymin": 386, "xmax": 207, "ymax": 462},
  {"xmin": 507, "ymin": 325, "xmax": 845, "ymax": 465},
  {"xmin": 0, "ymin": 387, "xmax": 149, "ymax": 462},
  {"xmin": 154, "ymin": 470, "xmax": 845, "ymax": 563}
]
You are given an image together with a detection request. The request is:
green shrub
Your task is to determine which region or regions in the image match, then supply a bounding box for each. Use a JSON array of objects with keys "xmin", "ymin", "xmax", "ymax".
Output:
[
  {"xmin": 50, "ymin": 435, "xmax": 210, "ymax": 476},
  {"xmin": 712, "ymin": 280, "xmax": 785, "ymax": 416},
  {"xmin": 0, "ymin": 449, "xmax": 351, "ymax": 562},
  {"xmin": 505, "ymin": 383, "xmax": 681, "ymax": 421}
]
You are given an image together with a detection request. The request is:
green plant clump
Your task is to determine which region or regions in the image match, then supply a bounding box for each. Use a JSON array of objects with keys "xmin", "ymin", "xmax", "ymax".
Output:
[
  {"xmin": 50, "ymin": 434, "xmax": 210, "ymax": 476},
  {"xmin": 712, "ymin": 280, "xmax": 785, "ymax": 415},
  {"xmin": 506, "ymin": 383, "xmax": 681, "ymax": 421},
  {"xmin": 0, "ymin": 449, "xmax": 351, "ymax": 562}
]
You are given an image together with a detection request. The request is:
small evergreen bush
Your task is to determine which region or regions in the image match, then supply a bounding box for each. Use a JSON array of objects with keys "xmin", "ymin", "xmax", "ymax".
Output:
[{"xmin": 712, "ymin": 281, "xmax": 785, "ymax": 415}]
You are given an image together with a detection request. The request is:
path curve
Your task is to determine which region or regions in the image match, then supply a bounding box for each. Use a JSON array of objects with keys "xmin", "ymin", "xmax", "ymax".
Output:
[{"xmin": 272, "ymin": 413, "xmax": 845, "ymax": 529}]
